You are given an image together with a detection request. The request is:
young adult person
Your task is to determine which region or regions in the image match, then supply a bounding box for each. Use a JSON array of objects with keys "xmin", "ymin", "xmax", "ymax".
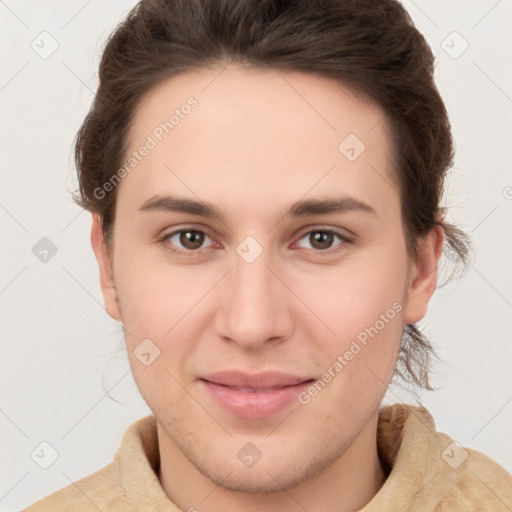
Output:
[{"xmin": 25, "ymin": 0, "xmax": 512, "ymax": 510}]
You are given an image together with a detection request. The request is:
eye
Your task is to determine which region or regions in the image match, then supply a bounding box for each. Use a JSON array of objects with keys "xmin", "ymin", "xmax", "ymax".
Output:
[
  {"xmin": 295, "ymin": 228, "xmax": 351, "ymax": 254},
  {"xmin": 161, "ymin": 228, "xmax": 215, "ymax": 254}
]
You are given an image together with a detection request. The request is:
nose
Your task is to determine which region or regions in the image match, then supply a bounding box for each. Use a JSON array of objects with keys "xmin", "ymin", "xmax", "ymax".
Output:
[{"xmin": 213, "ymin": 246, "xmax": 295, "ymax": 350}]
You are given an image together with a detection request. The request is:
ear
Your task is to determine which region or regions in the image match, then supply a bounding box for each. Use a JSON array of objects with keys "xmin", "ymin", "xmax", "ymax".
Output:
[
  {"xmin": 402, "ymin": 226, "xmax": 444, "ymax": 324},
  {"xmin": 90, "ymin": 213, "xmax": 122, "ymax": 322}
]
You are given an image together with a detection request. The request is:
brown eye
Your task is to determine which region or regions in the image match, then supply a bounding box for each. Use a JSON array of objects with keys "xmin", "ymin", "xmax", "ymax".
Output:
[
  {"xmin": 163, "ymin": 229, "xmax": 212, "ymax": 253},
  {"xmin": 309, "ymin": 231, "xmax": 334, "ymax": 250},
  {"xmin": 179, "ymin": 230, "xmax": 205, "ymax": 249},
  {"xmin": 295, "ymin": 228, "xmax": 350, "ymax": 253}
]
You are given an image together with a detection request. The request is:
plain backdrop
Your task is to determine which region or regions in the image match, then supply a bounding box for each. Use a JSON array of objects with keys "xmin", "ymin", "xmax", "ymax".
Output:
[{"xmin": 1, "ymin": 1, "xmax": 511, "ymax": 510}]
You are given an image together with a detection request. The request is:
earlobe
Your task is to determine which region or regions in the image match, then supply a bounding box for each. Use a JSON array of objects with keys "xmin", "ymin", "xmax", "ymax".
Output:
[
  {"xmin": 402, "ymin": 226, "xmax": 444, "ymax": 324},
  {"xmin": 90, "ymin": 213, "xmax": 122, "ymax": 322}
]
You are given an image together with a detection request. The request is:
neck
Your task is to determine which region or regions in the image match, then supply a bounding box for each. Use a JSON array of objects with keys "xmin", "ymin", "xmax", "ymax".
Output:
[{"xmin": 157, "ymin": 413, "xmax": 387, "ymax": 512}]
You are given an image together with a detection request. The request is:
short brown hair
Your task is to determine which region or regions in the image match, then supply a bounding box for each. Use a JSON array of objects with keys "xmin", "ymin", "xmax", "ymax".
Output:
[{"xmin": 73, "ymin": 0, "xmax": 470, "ymax": 391}]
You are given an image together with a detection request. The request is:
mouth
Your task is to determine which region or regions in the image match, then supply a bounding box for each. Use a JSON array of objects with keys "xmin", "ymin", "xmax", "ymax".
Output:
[
  {"xmin": 200, "ymin": 370, "xmax": 314, "ymax": 389},
  {"xmin": 200, "ymin": 381, "xmax": 314, "ymax": 392},
  {"xmin": 198, "ymin": 371, "xmax": 315, "ymax": 419}
]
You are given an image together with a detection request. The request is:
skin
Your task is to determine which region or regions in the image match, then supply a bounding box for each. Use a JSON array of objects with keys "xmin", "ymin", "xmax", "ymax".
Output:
[{"xmin": 91, "ymin": 66, "xmax": 443, "ymax": 512}]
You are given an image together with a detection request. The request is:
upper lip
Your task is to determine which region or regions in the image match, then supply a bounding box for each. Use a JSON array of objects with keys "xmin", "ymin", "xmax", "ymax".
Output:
[{"xmin": 200, "ymin": 370, "xmax": 313, "ymax": 389}]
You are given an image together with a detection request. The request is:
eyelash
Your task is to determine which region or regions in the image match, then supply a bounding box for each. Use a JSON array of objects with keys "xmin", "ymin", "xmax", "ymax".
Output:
[{"xmin": 158, "ymin": 226, "xmax": 353, "ymax": 257}]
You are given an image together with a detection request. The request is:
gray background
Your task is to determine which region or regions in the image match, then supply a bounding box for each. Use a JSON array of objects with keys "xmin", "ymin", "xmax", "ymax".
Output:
[{"xmin": 1, "ymin": 1, "xmax": 511, "ymax": 510}]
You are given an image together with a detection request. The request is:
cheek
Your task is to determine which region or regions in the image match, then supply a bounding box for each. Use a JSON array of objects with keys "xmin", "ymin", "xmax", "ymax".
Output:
[
  {"xmin": 292, "ymin": 248, "xmax": 408, "ymax": 392},
  {"xmin": 115, "ymin": 261, "xmax": 203, "ymax": 397},
  {"xmin": 114, "ymin": 248, "xmax": 210, "ymax": 333},
  {"xmin": 296, "ymin": 267, "xmax": 405, "ymax": 415},
  {"xmin": 295, "ymin": 250, "xmax": 408, "ymax": 337},
  {"xmin": 113, "ymin": 250, "xmax": 222, "ymax": 390}
]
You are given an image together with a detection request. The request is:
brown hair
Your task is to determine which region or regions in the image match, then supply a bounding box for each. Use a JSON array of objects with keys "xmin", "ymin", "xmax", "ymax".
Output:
[{"xmin": 73, "ymin": 0, "xmax": 470, "ymax": 391}]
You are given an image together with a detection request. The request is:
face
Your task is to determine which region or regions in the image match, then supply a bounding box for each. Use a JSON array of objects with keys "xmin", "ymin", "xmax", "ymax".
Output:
[{"xmin": 92, "ymin": 66, "xmax": 440, "ymax": 493}]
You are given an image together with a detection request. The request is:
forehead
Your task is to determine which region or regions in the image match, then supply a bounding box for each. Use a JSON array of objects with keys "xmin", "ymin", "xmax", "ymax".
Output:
[
  {"xmin": 131, "ymin": 66, "xmax": 388, "ymax": 153},
  {"xmin": 119, "ymin": 66, "xmax": 397, "ymax": 219}
]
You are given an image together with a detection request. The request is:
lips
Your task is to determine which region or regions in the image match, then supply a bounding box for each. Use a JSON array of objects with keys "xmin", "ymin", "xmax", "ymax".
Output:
[
  {"xmin": 200, "ymin": 370, "xmax": 312, "ymax": 389},
  {"xmin": 198, "ymin": 370, "xmax": 314, "ymax": 419}
]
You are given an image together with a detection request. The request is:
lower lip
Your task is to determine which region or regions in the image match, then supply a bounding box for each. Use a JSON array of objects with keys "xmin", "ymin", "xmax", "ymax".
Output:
[{"xmin": 199, "ymin": 379, "xmax": 312, "ymax": 419}]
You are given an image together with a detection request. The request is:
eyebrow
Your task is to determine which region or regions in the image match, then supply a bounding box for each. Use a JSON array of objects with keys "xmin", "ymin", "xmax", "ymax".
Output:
[{"xmin": 138, "ymin": 194, "xmax": 377, "ymax": 221}]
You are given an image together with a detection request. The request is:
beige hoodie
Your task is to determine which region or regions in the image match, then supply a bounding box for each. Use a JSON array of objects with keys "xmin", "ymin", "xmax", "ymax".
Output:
[{"xmin": 24, "ymin": 404, "xmax": 512, "ymax": 511}]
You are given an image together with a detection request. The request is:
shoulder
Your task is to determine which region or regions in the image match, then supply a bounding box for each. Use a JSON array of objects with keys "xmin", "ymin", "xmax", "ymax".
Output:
[
  {"xmin": 22, "ymin": 461, "xmax": 135, "ymax": 512},
  {"xmin": 23, "ymin": 415, "xmax": 159, "ymax": 511},
  {"xmin": 377, "ymin": 404, "xmax": 512, "ymax": 511},
  {"xmin": 436, "ymin": 440, "xmax": 512, "ymax": 511}
]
